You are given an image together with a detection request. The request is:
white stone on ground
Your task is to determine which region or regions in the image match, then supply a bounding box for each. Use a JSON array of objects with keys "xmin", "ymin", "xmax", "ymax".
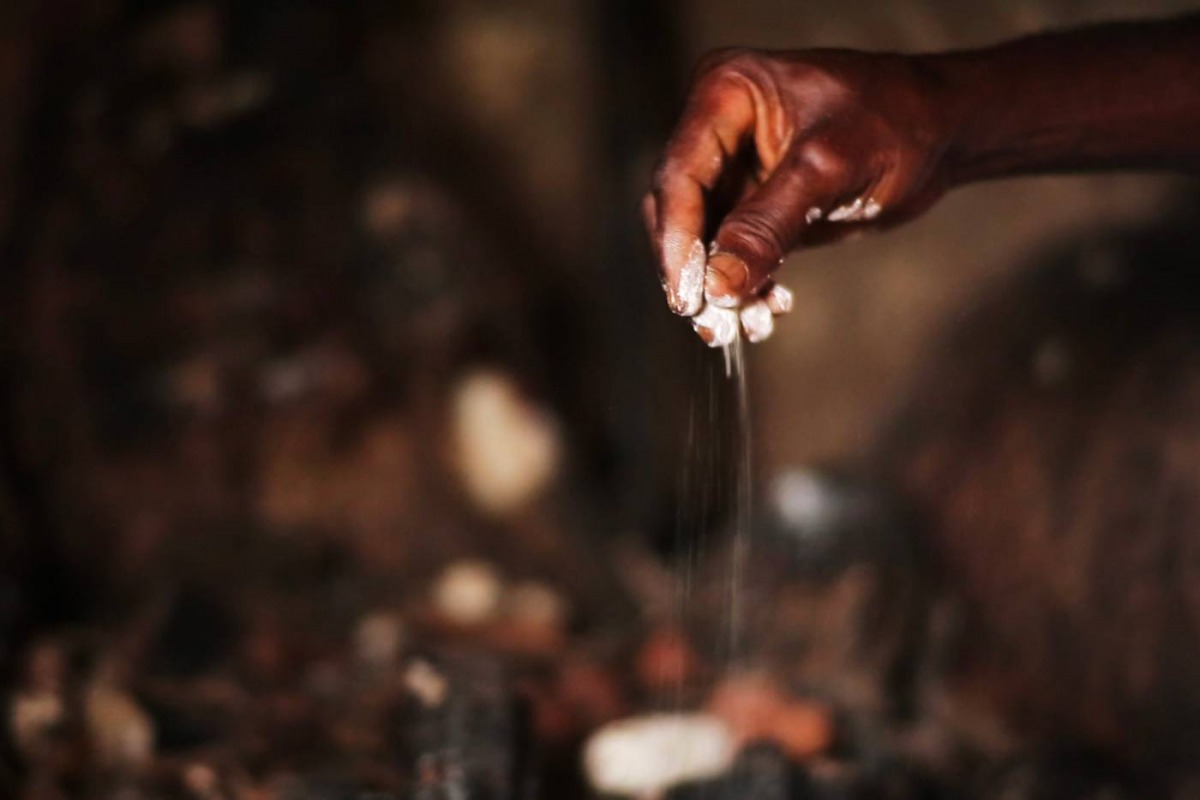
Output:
[
  {"xmin": 403, "ymin": 660, "xmax": 449, "ymax": 708},
  {"xmin": 354, "ymin": 610, "xmax": 406, "ymax": 669},
  {"xmin": 451, "ymin": 370, "xmax": 562, "ymax": 516},
  {"xmin": 504, "ymin": 580, "xmax": 569, "ymax": 631},
  {"xmin": 432, "ymin": 559, "xmax": 504, "ymax": 625},
  {"xmin": 85, "ymin": 685, "xmax": 155, "ymax": 771},
  {"xmin": 583, "ymin": 712, "xmax": 735, "ymax": 798},
  {"xmin": 10, "ymin": 691, "xmax": 64, "ymax": 757}
]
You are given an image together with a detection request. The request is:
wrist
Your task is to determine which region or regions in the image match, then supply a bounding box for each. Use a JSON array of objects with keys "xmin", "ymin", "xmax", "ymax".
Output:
[{"xmin": 909, "ymin": 49, "xmax": 1001, "ymax": 188}]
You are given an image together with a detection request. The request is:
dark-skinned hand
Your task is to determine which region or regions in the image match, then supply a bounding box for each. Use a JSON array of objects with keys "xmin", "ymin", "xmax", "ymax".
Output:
[{"xmin": 647, "ymin": 17, "xmax": 1200, "ymax": 345}]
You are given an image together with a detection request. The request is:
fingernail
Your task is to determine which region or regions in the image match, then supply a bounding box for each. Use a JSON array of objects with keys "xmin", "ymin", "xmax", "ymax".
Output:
[
  {"xmin": 662, "ymin": 231, "xmax": 701, "ymax": 315},
  {"xmin": 705, "ymin": 252, "xmax": 749, "ymax": 308},
  {"xmin": 692, "ymin": 304, "xmax": 739, "ymax": 348},
  {"xmin": 765, "ymin": 284, "xmax": 794, "ymax": 315},
  {"xmin": 740, "ymin": 301, "xmax": 774, "ymax": 343},
  {"xmin": 674, "ymin": 239, "xmax": 706, "ymax": 316}
]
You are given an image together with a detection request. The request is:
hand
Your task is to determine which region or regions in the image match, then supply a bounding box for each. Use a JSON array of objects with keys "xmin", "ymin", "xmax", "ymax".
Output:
[{"xmin": 644, "ymin": 48, "xmax": 951, "ymax": 345}]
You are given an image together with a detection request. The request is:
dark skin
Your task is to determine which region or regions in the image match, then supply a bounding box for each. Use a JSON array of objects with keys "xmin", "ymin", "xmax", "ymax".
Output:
[{"xmin": 645, "ymin": 16, "xmax": 1200, "ymax": 344}]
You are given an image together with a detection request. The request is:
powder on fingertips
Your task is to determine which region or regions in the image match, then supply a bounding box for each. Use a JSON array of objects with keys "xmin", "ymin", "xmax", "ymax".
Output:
[
  {"xmin": 739, "ymin": 302, "xmax": 774, "ymax": 343},
  {"xmin": 675, "ymin": 239, "xmax": 707, "ymax": 316},
  {"xmin": 692, "ymin": 305, "xmax": 739, "ymax": 348}
]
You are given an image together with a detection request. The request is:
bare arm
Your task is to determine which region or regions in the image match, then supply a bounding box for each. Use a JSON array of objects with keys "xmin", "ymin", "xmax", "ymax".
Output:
[
  {"xmin": 938, "ymin": 16, "xmax": 1200, "ymax": 182},
  {"xmin": 645, "ymin": 16, "xmax": 1200, "ymax": 345}
]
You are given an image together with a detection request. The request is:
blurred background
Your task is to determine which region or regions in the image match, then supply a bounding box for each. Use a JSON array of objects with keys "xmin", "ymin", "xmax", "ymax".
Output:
[{"xmin": 1, "ymin": 1, "xmax": 1198, "ymax": 798}]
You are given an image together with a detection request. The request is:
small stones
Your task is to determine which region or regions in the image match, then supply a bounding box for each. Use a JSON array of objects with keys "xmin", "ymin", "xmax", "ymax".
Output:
[
  {"xmin": 503, "ymin": 580, "xmax": 569, "ymax": 634},
  {"xmin": 10, "ymin": 641, "xmax": 67, "ymax": 760},
  {"xmin": 396, "ymin": 653, "xmax": 531, "ymax": 800},
  {"xmin": 583, "ymin": 713, "xmax": 735, "ymax": 798},
  {"xmin": 451, "ymin": 371, "xmax": 562, "ymax": 516},
  {"xmin": 84, "ymin": 684, "xmax": 156, "ymax": 772},
  {"xmin": 770, "ymin": 469, "xmax": 840, "ymax": 532},
  {"xmin": 354, "ymin": 611, "xmax": 407, "ymax": 671},
  {"xmin": 10, "ymin": 691, "xmax": 65, "ymax": 759},
  {"xmin": 182, "ymin": 762, "xmax": 222, "ymax": 800},
  {"xmin": 634, "ymin": 628, "xmax": 702, "ymax": 692},
  {"xmin": 432, "ymin": 560, "xmax": 505, "ymax": 626},
  {"xmin": 707, "ymin": 673, "xmax": 835, "ymax": 760},
  {"xmin": 403, "ymin": 660, "xmax": 449, "ymax": 708}
]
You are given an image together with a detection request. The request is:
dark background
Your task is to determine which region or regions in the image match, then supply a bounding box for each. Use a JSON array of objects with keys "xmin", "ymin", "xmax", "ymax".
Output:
[{"xmin": 0, "ymin": 1, "xmax": 1197, "ymax": 796}]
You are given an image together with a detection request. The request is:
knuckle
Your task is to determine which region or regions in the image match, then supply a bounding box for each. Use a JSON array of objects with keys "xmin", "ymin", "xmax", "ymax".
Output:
[
  {"xmin": 650, "ymin": 164, "xmax": 666, "ymax": 193},
  {"xmin": 649, "ymin": 158, "xmax": 676, "ymax": 193},
  {"xmin": 695, "ymin": 47, "xmax": 754, "ymax": 76},
  {"xmin": 798, "ymin": 139, "xmax": 851, "ymax": 182},
  {"xmin": 785, "ymin": 59, "xmax": 859, "ymax": 117},
  {"xmin": 791, "ymin": 60, "xmax": 844, "ymax": 91},
  {"xmin": 650, "ymin": 159, "xmax": 682, "ymax": 193},
  {"xmin": 693, "ymin": 47, "xmax": 767, "ymax": 91},
  {"xmin": 725, "ymin": 211, "xmax": 786, "ymax": 265}
]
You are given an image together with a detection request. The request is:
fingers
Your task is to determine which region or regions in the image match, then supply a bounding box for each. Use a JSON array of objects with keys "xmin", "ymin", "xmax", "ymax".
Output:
[
  {"xmin": 763, "ymin": 283, "xmax": 794, "ymax": 314},
  {"xmin": 739, "ymin": 300, "xmax": 774, "ymax": 343},
  {"xmin": 691, "ymin": 304, "xmax": 740, "ymax": 347},
  {"xmin": 795, "ymin": 158, "xmax": 932, "ymax": 248},
  {"xmin": 692, "ymin": 280, "xmax": 795, "ymax": 347},
  {"xmin": 648, "ymin": 74, "xmax": 756, "ymax": 317},
  {"xmin": 705, "ymin": 152, "xmax": 840, "ymax": 308}
]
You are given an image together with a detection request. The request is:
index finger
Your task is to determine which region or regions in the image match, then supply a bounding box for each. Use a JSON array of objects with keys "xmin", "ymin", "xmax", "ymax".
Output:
[{"xmin": 649, "ymin": 74, "xmax": 756, "ymax": 316}]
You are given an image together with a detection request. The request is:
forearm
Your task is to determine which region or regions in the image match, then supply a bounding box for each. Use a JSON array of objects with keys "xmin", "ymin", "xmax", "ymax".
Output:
[{"xmin": 924, "ymin": 15, "xmax": 1200, "ymax": 184}]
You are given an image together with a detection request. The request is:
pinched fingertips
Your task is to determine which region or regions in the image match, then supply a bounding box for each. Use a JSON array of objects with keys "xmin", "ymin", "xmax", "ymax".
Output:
[
  {"xmin": 704, "ymin": 251, "xmax": 751, "ymax": 309},
  {"xmin": 765, "ymin": 283, "xmax": 794, "ymax": 315},
  {"xmin": 740, "ymin": 300, "xmax": 775, "ymax": 343},
  {"xmin": 692, "ymin": 304, "xmax": 740, "ymax": 348}
]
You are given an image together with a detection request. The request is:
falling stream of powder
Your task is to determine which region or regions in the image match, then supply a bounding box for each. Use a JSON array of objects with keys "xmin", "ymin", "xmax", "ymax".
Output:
[
  {"xmin": 663, "ymin": 335, "xmax": 753, "ymax": 716},
  {"xmin": 722, "ymin": 337, "xmax": 751, "ymax": 663}
]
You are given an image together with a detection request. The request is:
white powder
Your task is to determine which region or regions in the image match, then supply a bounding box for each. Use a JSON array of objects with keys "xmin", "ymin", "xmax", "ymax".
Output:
[
  {"xmin": 739, "ymin": 301, "xmax": 774, "ymax": 343},
  {"xmin": 692, "ymin": 304, "xmax": 739, "ymax": 348},
  {"xmin": 827, "ymin": 197, "xmax": 864, "ymax": 222},
  {"xmin": 766, "ymin": 284, "xmax": 794, "ymax": 315},
  {"xmin": 675, "ymin": 239, "xmax": 707, "ymax": 316},
  {"xmin": 432, "ymin": 559, "xmax": 504, "ymax": 625}
]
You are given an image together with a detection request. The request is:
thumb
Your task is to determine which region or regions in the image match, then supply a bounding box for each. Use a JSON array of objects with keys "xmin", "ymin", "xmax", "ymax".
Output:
[{"xmin": 706, "ymin": 158, "xmax": 833, "ymax": 307}]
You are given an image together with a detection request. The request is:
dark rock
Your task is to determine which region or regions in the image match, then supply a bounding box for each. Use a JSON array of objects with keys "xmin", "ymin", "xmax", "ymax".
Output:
[
  {"xmin": 394, "ymin": 651, "xmax": 535, "ymax": 800},
  {"xmin": 666, "ymin": 743, "xmax": 807, "ymax": 800}
]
